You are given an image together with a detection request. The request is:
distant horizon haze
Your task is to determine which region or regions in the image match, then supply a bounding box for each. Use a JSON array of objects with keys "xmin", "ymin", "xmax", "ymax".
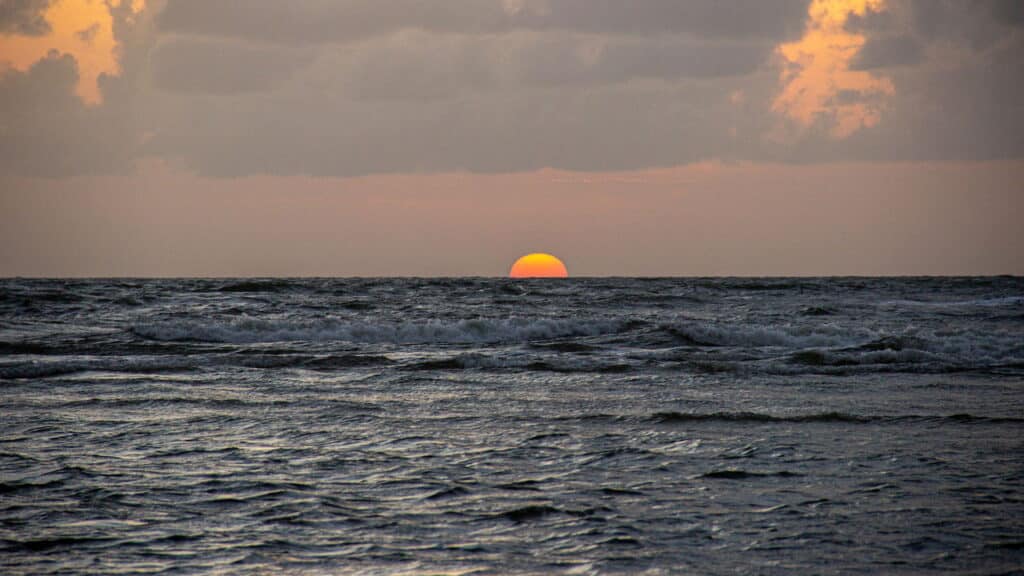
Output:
[{"xmin": 2, "ymin": 161, "xmax": 1020, "ymax": 278}]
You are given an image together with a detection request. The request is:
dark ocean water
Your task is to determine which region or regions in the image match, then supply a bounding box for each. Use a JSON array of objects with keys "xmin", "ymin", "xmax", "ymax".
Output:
[{"xmin": 2, "ymin": 277, "xmax": 1023, "ymax": 575}]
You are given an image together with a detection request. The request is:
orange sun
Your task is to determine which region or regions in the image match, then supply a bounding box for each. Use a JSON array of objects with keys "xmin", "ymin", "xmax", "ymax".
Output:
[{"xmin": 509, "ymin": 253, "xmax": 569, "ymax": 278}]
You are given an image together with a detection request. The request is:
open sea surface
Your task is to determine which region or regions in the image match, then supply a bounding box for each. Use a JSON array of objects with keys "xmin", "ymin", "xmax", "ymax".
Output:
[{"xmin": 2, "ymin": 277, "xmax": 1023, "ymax": 574}]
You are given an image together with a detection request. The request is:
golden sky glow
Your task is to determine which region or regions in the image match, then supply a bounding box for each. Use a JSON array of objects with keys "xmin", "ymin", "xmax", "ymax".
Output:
[
  {"xmin": 509, "ymin": 253, "xmax": 569, "ymax": 278},
  {"xmin": 0, "ymin": 0, "xmax": 144, "ymax": 104},
  {"xmin": 773, "ymin": 0, "xmax": 895, "ymax": 138}
]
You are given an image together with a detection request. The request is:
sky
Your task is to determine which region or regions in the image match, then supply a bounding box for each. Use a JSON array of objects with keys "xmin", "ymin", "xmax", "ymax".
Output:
[{"xmin": 1, "ymin": 0, "xmax": 1022, "ymax": 277}]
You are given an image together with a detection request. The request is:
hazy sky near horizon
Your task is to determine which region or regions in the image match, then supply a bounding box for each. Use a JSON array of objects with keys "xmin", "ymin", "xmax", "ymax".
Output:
[{"xmin": 1, "ymin": 0, "xmax": 1022, "ymax": 276}]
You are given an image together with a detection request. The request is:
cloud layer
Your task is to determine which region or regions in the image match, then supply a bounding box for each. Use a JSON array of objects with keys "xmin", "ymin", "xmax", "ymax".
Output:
[{"xmin": 0, "ymin": 0, "xmax": 1021, "ymax": 177}]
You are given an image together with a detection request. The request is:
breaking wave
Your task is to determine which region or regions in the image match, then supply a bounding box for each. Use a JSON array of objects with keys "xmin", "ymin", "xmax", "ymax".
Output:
[
  {"xmin": 661, "ymin": 322, "xmax": 858, "ymax": 348},
  {"xmin": 621, "ymin": 321, "xmax": 1024, "ymax": 376}
]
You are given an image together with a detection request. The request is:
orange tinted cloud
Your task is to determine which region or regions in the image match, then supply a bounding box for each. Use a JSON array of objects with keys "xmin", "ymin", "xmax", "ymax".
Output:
[
  {"xmin": 773, "ymin": 0, "xmax": 894, "ymax": 139},
  {"xmin": 0, "ymin": 0, "xmax": 144, "ymax": 104}
]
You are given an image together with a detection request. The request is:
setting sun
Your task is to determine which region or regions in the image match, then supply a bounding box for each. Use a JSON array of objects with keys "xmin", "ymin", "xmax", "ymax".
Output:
[{"xmin": 509, "ymin": 253, "xmax": 569, "ymax": 278}]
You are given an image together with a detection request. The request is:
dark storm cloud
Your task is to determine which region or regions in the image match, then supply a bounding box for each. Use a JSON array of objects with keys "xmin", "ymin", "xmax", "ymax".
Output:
[
  {"xmin": 0, "ymin": 0, "xmax": 51, "ymax": 36},
  {"xmin": 156, "ymin": 0, "xmax": 808, "ymax": 44}
]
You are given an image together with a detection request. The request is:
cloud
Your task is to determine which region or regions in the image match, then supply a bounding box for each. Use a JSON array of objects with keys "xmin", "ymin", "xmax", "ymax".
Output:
[
  {"xmin": 2, "ymin": 0, "xmax": 1023, "ymax": 179},
  {"xmin": 0, "ymin": 0, "xmax": 52, "ymax": 36},
  {"xmin": 506, "ymin": 0, "xmax": 809, "ymax": 40},
  {"xmin": 144, "ymin": 78, "xmax": 736, "ymax": 178},
  {"xmin": 0, "ymin": 0, "xmax": 143, "ymax": 103},
  {"xmin": 156, "ymin": 0, "xmax": 809, "ymax": 44},
  {"xmin": 580, "ymin": 37, "xmax": 770, "ymax": 81},
  {"xmin": 151, "ymin": 37, "xmax": 312, "ymax": 93},
  {"xmin": 883, "ymin": 36, "xmax": 1024, "ymax": 161},
  {"xmin": 156, "ymin": 0, "xmax": 511, "ymax": 45},
  {"xmin": 908, "ymin": 0, "xmax": 1021, "ymax": 50},
  {"xmin": 75, "ymin": 22, "xmax": 100, "ymax": 44},
  {"xmin": 325, "ymin": 31, "xmax": 773, "ymax": 103},
  {"xmin": 991, "ymin": 0, "xmax": 1024, "ymax": 27},
  {"xmin": 333, "ymin": 30, "xmax": 493, "ymax": 101},
  {"xmin": 0, "ymin": 51, "xmax": 131, "ymax": 176},
  {"xmin": 851, "ymin": 33, "xmax": 922, "ymax": 68},
  {"xmin": 772, "ymin": 0, "xmax": 895, "ymax": 139}
]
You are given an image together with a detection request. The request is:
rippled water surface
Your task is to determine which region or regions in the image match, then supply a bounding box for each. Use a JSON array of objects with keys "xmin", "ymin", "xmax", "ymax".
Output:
[{"xmin": 2, "ymin": 277, "xmax": 1023, "ymax": 574}]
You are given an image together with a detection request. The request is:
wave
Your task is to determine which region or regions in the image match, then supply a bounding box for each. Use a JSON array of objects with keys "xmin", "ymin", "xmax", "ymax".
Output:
[
  {"xmin": 0, "ymin": 348, "xmax": 633, "ymax": 379},
  {"xmin": 656, "ymin": 322, "xmax": 1023, "ymax": 372},
  {"xmin": 800, "ymin": 306, "xmax": 835, "ymax": 316},
  {"xmin": 491, "ymin": 504, "xmax": 601, "ymax": 522},
  {"xmin": 549, "ymin": 411, "xmax": 1024, "ymax": 425},
  {"xmin": 0, "ymin": 352, "xmax": 392, "ymax": 379},
  {"xmin": 131, "ymin": 317, "xmax": 627, "ymax": 345},
  {"xmin": 493, "ymin": 505, "xmax": 562, "ymax": 522},
  {"xmin": 660, "ymin": 322, "xmax": 860, "ymax": 348},
  {"xmin": 700, "ymin": 469, "xmax": 802, "ymax": 479},
  {"xmin": 649, "ymin": 411, "xmax": 1024, "ymax": 425},
  {"xmin": 652, "ymin": 411, "xmax": 873, "ymax": 424},
  {"xmin": 0, "ymin": 357, "xmax": 202, "ymax": 380},
  {"xmin": 880, "ymin": 296, "xmax": 1024, "ymax": 308},
  {"xmin": 403, "ymin": 353, "xmax": 632, "ymax": 373},
  {"xmin": 216, "ymin": 279, "xmax": 296, "ymax": 293},
  {"xmin": 787, "ymin": 348, "xmax": 941, "ymax": 367},
  {"xmin": 6, "ymin": 536, "xmax": 121, "ymax": 553},
  {"xmin": 795, "ymin": 333, "xmax": 1022, "ymax": 372}
]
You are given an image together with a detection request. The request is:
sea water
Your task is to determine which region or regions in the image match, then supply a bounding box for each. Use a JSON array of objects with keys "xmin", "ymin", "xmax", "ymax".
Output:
[{"xmin": 2, "ymin": 277, "xmax": 1022, "ymax": 574}]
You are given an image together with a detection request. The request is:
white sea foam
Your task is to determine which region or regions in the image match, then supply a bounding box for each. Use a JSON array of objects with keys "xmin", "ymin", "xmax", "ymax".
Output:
[{"xmin": 131, "ymin": 317, "xmax": 626, "ymax": 345}]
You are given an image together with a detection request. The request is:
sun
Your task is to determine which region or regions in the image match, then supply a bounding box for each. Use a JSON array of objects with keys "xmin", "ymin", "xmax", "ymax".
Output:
[{"xmin": 509, "ymin": 253, "xmax": 569, "ymax": 278}]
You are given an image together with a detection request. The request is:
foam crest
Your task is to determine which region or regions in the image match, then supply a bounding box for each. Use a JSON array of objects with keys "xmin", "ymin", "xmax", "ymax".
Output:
[{"xmin": 131, "ymin": 317, "xmax": 625, "ymax": 345}]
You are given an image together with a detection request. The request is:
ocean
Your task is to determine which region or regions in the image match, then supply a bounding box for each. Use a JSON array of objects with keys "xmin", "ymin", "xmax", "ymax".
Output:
[{"xmin": 2, "ymin": 277, "xmax": 1022, "ymax": 574}]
